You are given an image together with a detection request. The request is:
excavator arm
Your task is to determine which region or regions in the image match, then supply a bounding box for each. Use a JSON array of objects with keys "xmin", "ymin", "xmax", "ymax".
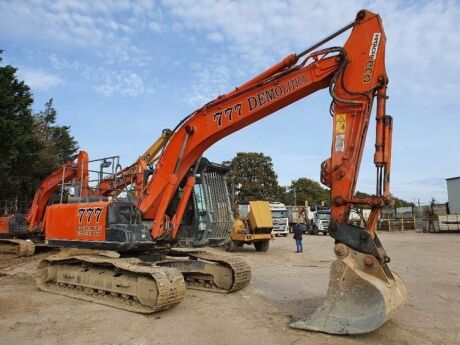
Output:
[
  {"xmin": 26, "ymin": 151, "xmax": 88, "ymax": 232},
  {"xmin": 135, "ymin": 10, "xmax": 405, "ymax": 334},
  {"xmin": 97, "ymin": 129, "xmax": 172, "ymax": 197},
  {"xmin": 139, "ymin": 11, "xmax": 388, "ymax": 241},
  {"xmin": 139, "ymin": 51, "xmax": 341, "ymax": 232}
]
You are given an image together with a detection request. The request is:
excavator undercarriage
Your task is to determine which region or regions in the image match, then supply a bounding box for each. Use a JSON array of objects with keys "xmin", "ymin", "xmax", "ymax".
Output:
[
  {"xmin": 159, "ymin": 250, "xmax": 251, "ymax": 293},
  {"xmin": 0, "ymin": 239, "xmax": 35, "ymax": 256},
  {"xmin": 36, "ymin": 253, "xmax": 186, "ymax": 313},
  {"xmin": 35, "ymin": 190, "xmax": 251, "ymax": 313},
  {"xmin": 36, "ymin": 247, "xmax": 251, "ymax": 313},
  {"xmin": 0, "ymin": 213, "xmax": 36, "ymax": 256}
]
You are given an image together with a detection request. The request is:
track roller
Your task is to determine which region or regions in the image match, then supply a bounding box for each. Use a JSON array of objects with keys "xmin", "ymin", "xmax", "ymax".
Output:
[
  {"xmin": 159, "ymin": 250, "xmax": 251, "ymax": 293},
  {"xmin": 36, "ymin": 254, "xmax": 186, "ymax": 313}
]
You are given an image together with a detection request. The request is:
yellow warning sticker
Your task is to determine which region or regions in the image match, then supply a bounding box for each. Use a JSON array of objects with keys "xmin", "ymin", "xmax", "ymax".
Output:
[{"xmin": 336, "ymin": 114, "xmax": 346, "ymax": 133}]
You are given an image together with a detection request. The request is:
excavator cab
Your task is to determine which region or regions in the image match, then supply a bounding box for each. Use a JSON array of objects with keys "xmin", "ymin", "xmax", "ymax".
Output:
[{"xmin": 175, "ymin": 158, "xmax": 234, "ymax": 247}]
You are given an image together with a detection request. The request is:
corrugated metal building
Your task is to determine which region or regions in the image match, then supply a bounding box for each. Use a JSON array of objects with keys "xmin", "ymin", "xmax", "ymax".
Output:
[{"xmin": 446, "ymin": 176, "xmax": 460, "ymax": 214}]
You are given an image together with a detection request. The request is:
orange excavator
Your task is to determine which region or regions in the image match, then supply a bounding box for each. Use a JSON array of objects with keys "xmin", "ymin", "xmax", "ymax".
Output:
[
  {"xmin": 0, "ymin": 151, "xmax": 88, "ymax": 256},
  {"xmin": 93, "ymin": 130, "xmax": 234, "ymax": 247},
  {"xmin": 36, "ymin": 10, "xmax": 406, "ymax": 334},
  {"xmin": 95, "ymin": 134, "xmax": 234, "ymax": 247}
]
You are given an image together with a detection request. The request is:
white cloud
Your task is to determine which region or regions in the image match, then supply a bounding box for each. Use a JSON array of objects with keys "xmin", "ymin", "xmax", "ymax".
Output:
[
  {"xmin": 391, "ymin": 177, "xmax": 447, "ymax": 203},
  {"xmin": 17, "ymin": 68, "xmax": 63, "ymax": 91},
  {"xmin": 94, "ymin": 70, "xmax": 152, "ymax": 97},
  {"xmin": 182, "ymin": 57, "xmax": 233, "ymax": 105},
  {"xmin": 163, "ymin": 0, "xmax": 460, "ymax": 107},
  {"xmin": 47, "ymin": 54, "xmax": 153, "ymax": 97},
  {"xmin": 0, "ymin": 0, "xmax": 163, "ymax": 65},
  {"xmin": 4, "ymin": 1, "xmax": 459, "ymax": 104},
  {"xmin": 148, "ymin": 21, "xmax": 163, "ymax": 33},
  {"xmin": 0, "ymin": 0, "xmax": 168, "ymax": 97},
  {"xmin": 207, "ymin": 32, "xmax": 223, "ymax": 43}
]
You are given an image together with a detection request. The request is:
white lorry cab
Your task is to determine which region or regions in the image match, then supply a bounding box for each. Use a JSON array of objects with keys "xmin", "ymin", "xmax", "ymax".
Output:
[
  {"xmin": 308, "ymin": 207, "xmax": 331, "ymax": 235},
  {"xmin": 269, "ymin": 202, "xmax": 289, "ymax": 236}
]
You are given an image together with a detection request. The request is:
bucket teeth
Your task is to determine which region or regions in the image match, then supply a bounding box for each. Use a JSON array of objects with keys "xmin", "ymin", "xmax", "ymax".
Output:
[{"xmin": 291, "ymin": 244, "xmax": 407, "ymax": 334}]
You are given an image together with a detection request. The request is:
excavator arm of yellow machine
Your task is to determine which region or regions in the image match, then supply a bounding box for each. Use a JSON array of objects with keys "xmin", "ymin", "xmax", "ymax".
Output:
[
  {"xmin": 97, "ymin": 129, "xmax": 173, "ymax": 197},
  {"xmin": 136, "ymin": 9, "xmax": 406, "ymax": 334}
]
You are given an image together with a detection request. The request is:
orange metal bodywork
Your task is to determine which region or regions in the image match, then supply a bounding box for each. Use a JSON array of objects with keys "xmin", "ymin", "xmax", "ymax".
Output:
[
  {"xmin": 26, "ymin": 151, "xmax": 89, "ymax": 233},
  {"xmin": 42, "ymin": 11, "xmax": 392, "ymax": 245},
  {"xmin": 0, "ymin": 216, "xmax": 12, "ymax": 234},
  {"xmin": 45, "ymin": 201, "xmax": 107, "ymax": 242},
  {"xmin": 140, "ymin": 55, "xmax": 339, "ymax": 232},
  {"xmin": 133, "ymin": 10, "xmax": 392, "ymax": 240}
]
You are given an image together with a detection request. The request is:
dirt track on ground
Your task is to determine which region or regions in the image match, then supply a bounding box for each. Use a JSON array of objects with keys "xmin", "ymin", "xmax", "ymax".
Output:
[{"xmin": 0, "ymin": 232, "xmax": 459, "ymax": 345}]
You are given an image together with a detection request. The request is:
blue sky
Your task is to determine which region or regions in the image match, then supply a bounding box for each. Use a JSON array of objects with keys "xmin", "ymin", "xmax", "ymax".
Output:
[{"xmin": 1, "ymin": 0, "xmax": 459, "ymax": 204}]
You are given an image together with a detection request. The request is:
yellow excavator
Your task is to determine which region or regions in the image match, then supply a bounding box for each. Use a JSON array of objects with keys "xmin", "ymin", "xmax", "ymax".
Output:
[{"xmin": 226, "ymin": 201, "xmax": 273, "ymax": 252}]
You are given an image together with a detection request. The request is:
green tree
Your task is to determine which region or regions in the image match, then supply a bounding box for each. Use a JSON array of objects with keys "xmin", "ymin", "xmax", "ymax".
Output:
[
  {"xmin": 0, "ymin": 51, "xmax": 78, "ymax": 204},
  {"xmin": 223, "ymin": 152, "xmax": 280, "ymax": 203},
  {"xmin": 0, "ymin": 51, "xmax": 40, "ymax": 201},
  {"xmin": 283, "ymin": 178, "xmax": 330, "ymax": 207},
  {"xmin": 280, "ymin": 180, "xmax": 415, "ymax": 208},
  {"xmin": 393, "ymin": 196, "xmax": 414, "ymax": 208},
  {"xmin": 34, "ymin": 98, "xmax": 78, "ymax": 166}
]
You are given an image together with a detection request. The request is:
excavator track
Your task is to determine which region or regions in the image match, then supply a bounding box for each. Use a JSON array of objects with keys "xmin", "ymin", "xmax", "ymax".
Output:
[
  {"xmin": 165, "ymin": 250, "xmax": 251, "ymax": 293},
  {"xmin": 36, "ymin": 255, "xmax": 186, "ymax": 313},
  {"xmin": 0, "ymin": 239, "xmax": 35, "ymax": 257}
]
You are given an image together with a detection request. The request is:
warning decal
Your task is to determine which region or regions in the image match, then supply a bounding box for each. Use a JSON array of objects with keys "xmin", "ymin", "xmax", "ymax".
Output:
[{"xmin": 336, "ymin": 114, "xmax": 346, "ymax": 133}]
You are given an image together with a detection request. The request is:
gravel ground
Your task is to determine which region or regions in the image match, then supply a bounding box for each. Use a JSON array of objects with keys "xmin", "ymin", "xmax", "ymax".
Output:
[{"xmin": 0, "ymin": 232, "xmax": 459, "ymax": 345}]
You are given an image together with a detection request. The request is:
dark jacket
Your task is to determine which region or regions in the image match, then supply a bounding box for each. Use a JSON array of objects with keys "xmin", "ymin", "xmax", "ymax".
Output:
[{"xmin": 293, "ymin": 224, "xmax": 303, "ymax": 240}]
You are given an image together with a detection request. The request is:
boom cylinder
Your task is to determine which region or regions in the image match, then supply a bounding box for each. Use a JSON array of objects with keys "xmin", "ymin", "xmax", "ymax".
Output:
[
  {"xmin": 237, "ymin": 54, "xmax": 298, "ymax": 90},
  {"xmin": 383, "ymin": 115, "xmax": 393, "ymax": 196},
  {"xmin": 374, "ymin": 87, "xmax": 386, "ymax": 167}
]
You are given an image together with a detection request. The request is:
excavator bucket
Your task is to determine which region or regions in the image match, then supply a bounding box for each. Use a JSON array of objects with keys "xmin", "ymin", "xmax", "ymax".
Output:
[{"xmin": 291, "ymin": 243, "xmax": 406, "ymax": 334}]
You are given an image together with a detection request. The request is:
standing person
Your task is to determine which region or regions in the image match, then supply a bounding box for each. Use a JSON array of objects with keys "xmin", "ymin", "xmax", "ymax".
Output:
[{"xmin": 293, "ymin": 223, "xmax": 303, "ymax": 253}]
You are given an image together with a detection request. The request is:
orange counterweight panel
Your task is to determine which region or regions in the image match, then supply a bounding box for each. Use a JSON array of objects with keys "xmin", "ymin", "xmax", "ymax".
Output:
[
  {"xmin": 0, "ymin": 216, "xmax": 12, "ymax": 234},
  {"xmin": 45, "ymin": 202, "xmax": 109, "ymax": 241}
]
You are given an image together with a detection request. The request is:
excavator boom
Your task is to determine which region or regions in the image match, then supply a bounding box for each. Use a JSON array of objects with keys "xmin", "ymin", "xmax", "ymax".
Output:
[
  {"xmin": 140, "ymin": 52, "xmax": 340, "ymax": 233},
  {"xmin": 138, "ymin": 11, "xmax": 388, "ymax": 240},
  {"xmin": 27, "ymin": 151, "xmax": 89, "ymax": 232},
  {"xmin": 134, "ymin": 9, "xmax": 405, "ymax": 333}
]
